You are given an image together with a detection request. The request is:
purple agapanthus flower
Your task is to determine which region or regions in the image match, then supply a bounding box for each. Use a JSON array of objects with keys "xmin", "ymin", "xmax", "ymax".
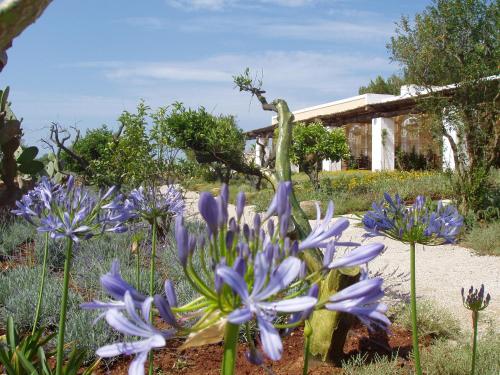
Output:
[
  {"xmin": 326, "ymin": 277, "xmax": 390, "ymax": 331},
  {"xmin": 96, "ymin": 292, "xmax": 170, "ymax": 375},
  {"xmin": 125, "ymin": 185, "xmax": 184, "ymax": 224},
  {"xmin": 363, "ymin": 193, "xmax": 463, "ymax": 244},
  {"xmin": 299, "ymin": 202, "xmax": 349, "ymax": 250},
  {"xmin": 82, "ymin": 260, "xmax": 146, "ymax": 308},
  {"xmin": 11, "ymin": 176, "xmax": 62, "ymax": 224},
  {"xmin": 327, "ymin": 243, "xmax": 385, "ymax": 269},
  {"xmin": 217, "ymin": 255, "xmax": 317, "ymax": 360},
  {"xmin": 14, "ymin": 175, "xmax": 127, "ymax": 242}
]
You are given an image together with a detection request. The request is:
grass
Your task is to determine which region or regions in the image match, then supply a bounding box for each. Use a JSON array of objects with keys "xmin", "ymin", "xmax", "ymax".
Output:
[
  {"xmin": 463, "ymin": 221, "xmax": 500, "ymax": 256},
  {"xmin": 183, "ymin": 170, "xmax": 454, "ymax": 217}
]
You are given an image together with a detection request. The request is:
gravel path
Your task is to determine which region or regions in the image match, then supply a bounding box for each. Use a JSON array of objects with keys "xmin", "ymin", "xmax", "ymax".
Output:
[{"xmin": 180, "ymin": 189, "xmax": 499, "ymax": 334}]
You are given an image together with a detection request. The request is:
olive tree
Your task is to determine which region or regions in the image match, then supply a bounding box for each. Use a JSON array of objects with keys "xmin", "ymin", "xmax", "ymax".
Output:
[{"xmin": 163, "ymin": 102, "xmax": 261, "ymax": 184}]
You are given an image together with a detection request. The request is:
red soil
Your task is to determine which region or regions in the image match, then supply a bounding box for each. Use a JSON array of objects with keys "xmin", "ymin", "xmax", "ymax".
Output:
[{"xmin": 97, "ymin": 325, "xmax": 418, "ymax": 374}]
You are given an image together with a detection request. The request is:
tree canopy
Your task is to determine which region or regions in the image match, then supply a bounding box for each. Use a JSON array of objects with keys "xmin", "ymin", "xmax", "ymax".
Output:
[
  {"xmin": 358, "ymin": 74, "xmax": 406, "ymax": 95},
  {"xmin": 290, "ymin": 121, "xmax": 350, "ymax": 188},
  {"xmin": 389, "ymin": 0, "xmax": 499, "ymax": 211},
  {"xmin": 163, "ymin": 102, "xmax": 260, "ymax": 183}
]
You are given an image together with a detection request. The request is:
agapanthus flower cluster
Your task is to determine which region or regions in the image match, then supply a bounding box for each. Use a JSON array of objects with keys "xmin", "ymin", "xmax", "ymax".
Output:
[
  {"xmin": 12, "ymin": 176, "xmax": 127, "ymax": 242},
  {"xmin": 84, "ymin": 182, "xmax": 389, "ymax": 375},
  {"xmin": 122, "ymin": 185, "xmax": 184, "ymax": 224},
  {"xmin": 362, "ymin": 193, "xmax": 463, "ymax": 244},
  {"xmin": 462, "ymin": 284, "xmax": 491, "ymax": 312}
]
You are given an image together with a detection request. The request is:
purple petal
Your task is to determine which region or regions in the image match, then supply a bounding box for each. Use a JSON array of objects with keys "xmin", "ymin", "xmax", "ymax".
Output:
[
  {"xmin": 153, "ymin": 294, "xmax": 179, "ymax": 328},
  {"xmin": 258, "ymin": 316, "xmax": 283, "ymax": 361},
  {"xmin": 129, "ymin": 351, "xmax": 149, "ymax": 375},
  {"xmin": 164, "ymin": 280, "xmax": 178, "ymax": 307},
  {"xmin": 216, "ymin": 266, "xmax": 249, "ymax": 301},
  {"xmin": 329, "ymin": 278, "xmax": 384, "ymax": 303},
  {"xmin": 327, "ymin": 243, "xmax": 384, "ymax": 269},
  {"xmin": 254, "ymin": 257, "xmax": 301, "ymax": 300},
  {"xmin": 175, "ymin": 216, "xmax": 189, "ymax": 267},
  {"xmin": 236, "ymin": 192, "xmax": 245, "ymax": 220},
  {"xmin": 198, "ymin": 192, "xmax": 219, "ymax": 233},
  {"xmin": 227, "ymin": 307, "xmax": 253, "ymax": 324},
  {"xmin": 259, "ymin": 296, "xmax": 317, "ymax": 313}
]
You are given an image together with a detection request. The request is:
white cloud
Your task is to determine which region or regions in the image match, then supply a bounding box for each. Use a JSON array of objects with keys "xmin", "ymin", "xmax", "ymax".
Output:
[
  {"xmin": 256, "ymin": 0, "xmax": 314, "ymax": 6},
  {"xmin": 73, "ymin": 50, "xmax": 392, "ymax": 99},
  {"xmin": 165, "ymin": 0, "xmax": 318, "ymax": 11},
  {"xmin": 260, "ymin": 20, "xmax": 393, "ymax": 40},
  {"xmin": 121, "ymin": 14, "xmax": 392, "ymax": 42},
  {"xmin": 166, "ymin": 0, "xmax": 232, "ymax": 11},
  {"xmin": 23, "ymin": 51, "xmax": 393, "ymax": 146}
]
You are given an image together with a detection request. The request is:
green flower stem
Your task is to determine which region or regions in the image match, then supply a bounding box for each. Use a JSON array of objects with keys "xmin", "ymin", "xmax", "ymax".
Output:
[
  {"xmin": 303, "ymin": 321, "xmax": 312, "ymax": 375},
  {"xmin": 222, "ymin": 322, "xmax": 239, "ymax": 375},
  {"xmin": 55, "ymin": 238, "xmax": 73, "ymax": 375},
  {"xmin": 136, "ymin": 241, "xmax": 141, "ymax": 290},
  {"xmin": 471, "ymin": 311, "xmax": 478, "ymax": 375},
  {"xmin": 32, "ymin": 232, "xmax": 49, "ymax": 335},
  {"xmin": 409, "ymin": 241, "xmax": 422, "ymax": 375},
  {"xmin": 149, "ymin": 221, "xmax": 158, "ymax": 375}
]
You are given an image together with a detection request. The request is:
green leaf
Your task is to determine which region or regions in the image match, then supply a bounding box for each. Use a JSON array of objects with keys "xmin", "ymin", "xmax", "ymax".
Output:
[
  {"xmin": 16, "ymin": 146, "xmax": 39, "ymax": 164},
  {"xmin": 18, "ymin": 160, "xmax": 44, "ymax": 175},
  {"xmin": 0, "ymin": 347, "xmax": 16, "ymax": 375},
  {"xmin": 15, "ymin": 348, "xmax": 39, "ymax": 374},
  {"xmin": 6, "ymin": 317, "xmax": 18, "ymax": 352},
  {"xmin": 37, "ymin": 347, "xmax": 52, "ymax": 375}
]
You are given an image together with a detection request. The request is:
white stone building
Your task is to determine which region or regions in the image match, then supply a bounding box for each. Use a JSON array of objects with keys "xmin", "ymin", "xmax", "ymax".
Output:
[{"xmin": 246, "ymin": 85, "xmax": 461, "ymax": 172}]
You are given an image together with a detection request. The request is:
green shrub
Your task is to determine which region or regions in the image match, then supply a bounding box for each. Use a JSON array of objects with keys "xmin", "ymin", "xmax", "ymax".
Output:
[
  {"xmin": 64, "ymin": 309, "xmax": 119, "ymax": 363},
  {"xmin": 0, "ymin": 266, "xmax": 82, "ymax": 331},
  {"xmin": 463, "ymin": 221, "xmax": 500, "ymax": 256},
  {"xmin": 342, "ymin": 353, "xmax": 406, "ymax": 375},
  {"xmin": 421, "ymin": 331, "xmax": 500, "ymax": 375},
  {"xmin": 393, "ymin": 300, "xmax": 461, "ymax": 340},
  {"xmin": 0, "ymin": 219, "xmax": 36, "ymax": 257}
]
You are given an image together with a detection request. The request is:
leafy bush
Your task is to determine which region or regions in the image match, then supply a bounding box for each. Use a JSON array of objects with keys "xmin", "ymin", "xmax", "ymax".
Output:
[
  {"xmin": 393, "ymin": 300, "xmax": 461, "ymax": 340},
  {"xmin": 64, "ymin": 309, "xmax": 119, "ymax": 363},
  {"xmin": 342, "ymin": 353, "xmax": 405, "ymax": 375},
  {"xmin": 396, "ymin": 147, "xmax": 439, "ymax": 171},
  {"xmin": 164, "ymin": 103, "xmax": 257, "ymax": 183},
  {"xmin": 60, "ymin": 126, "xmax": 113, "ymax": 177},
  {"xmin": 421, "ymin": 332, "xmax": 500, "ymax": 375},
  {"xmin": 0, "ymin": 218, "xmax": 36, "ymax": 257},
  {"xmin": 0, "ymin": 266, "xmax": 82, "ymax": 330},
  {"xmin": 290, "ymin": 121, "xmax": 349, "ymax": 188}
]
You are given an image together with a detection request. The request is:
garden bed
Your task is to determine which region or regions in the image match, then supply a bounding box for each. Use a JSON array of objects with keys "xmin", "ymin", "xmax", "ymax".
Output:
[{"xmin": 98, "ymin": 325, "xmax": 421, "ymax": 374}]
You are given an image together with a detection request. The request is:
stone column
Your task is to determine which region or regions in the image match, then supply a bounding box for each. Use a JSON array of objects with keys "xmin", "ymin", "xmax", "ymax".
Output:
[
  {"xmin": 255, "ymin": 137, "xmax": 266, "ymax": 166},
  {"xmin": 322, "ymin": 159, "xmax": 341, "ymax": 171},
  {"xmin": 371, "ymin": 117, "xmax": 395, "ymax": 171},
  {"xmin": 442, "ymin": 128, "xmax": 457, "ymax": 171}
]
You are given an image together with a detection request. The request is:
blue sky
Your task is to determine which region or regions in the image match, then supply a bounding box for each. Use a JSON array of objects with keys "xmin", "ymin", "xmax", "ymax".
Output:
[{"xmin": 1, "ymin": 0, "xmax": 431, "ymax": 148}]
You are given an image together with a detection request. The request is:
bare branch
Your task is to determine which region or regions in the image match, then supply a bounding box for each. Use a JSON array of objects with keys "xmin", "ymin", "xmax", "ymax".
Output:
[{"xmin": 48, "ymin": 122, "xmax": 89, "ymax": 170}]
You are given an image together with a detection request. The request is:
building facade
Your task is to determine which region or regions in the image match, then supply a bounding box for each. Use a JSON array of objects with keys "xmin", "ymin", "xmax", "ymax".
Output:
[{"xmin": 246, "ymin": 87, "xmax": 452, "ymax": 172}]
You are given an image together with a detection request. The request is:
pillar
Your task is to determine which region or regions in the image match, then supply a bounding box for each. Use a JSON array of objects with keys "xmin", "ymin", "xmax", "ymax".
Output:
[
  {"xmin": 322, "ymin": 159, "xmax": 342, "ymax": 171},
  {"xmin": 371, "ymin": 117, "xmax": 395, "ymax": 171},
  {"xmin": 255, "ymin": 137, "xmax": 266, "ymax": 166},
  {"xmin": 442, "ymin": 128, "xmax": 457, "ymax": 171}
]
